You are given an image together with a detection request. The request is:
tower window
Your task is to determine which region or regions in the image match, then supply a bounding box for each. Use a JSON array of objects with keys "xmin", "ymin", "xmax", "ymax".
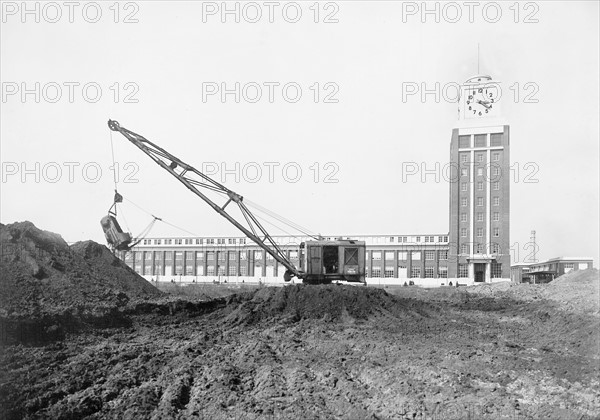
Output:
[
  {"xmin": 493, "ymin": 197, "xmax": 500, "ymax": 206},
  {"xmin": 477, "ymin": 212, "xmax": 484, "ymax": 222},
  {"xmin": 493, "ymin": 212, "xmax": 500, "ymax": 222},
  {"xmin": 460, "ymin": 213, "xmax": 467, "ymax": 222},
  {"xmin": 477, "ymin": 197, "xmax": 483, "ymax": 206},
  {"xmin": 477, "ymin": 168, "xmax": 484, "ymax": 176},
  {"xmin": 461, "ymin": 198, "xmax": 468, "ymax": 207},
  {"xmin": 493, "ymin": 182, "xmax": 500, "ymax": 190},
  {"xmin": 493, "ymin": 152, "xmax": 500, "ymax": 162},
  {"xmin": 461, "ymin": 228, "xmax": 467, "ymax": 237},
  {"xmin": 461, "ymin": 182, "xmax": 468, "ymax": 191},
  {"xmin": 477, "ymin": 181, "xmax": 483, "ymax": 191},
  {"xmin": 474, "ymin": 134, "xmax": 487, "ymax": 148},
  {"xmin": 461, "ymin": 168, "xmax": 468, "ymax": 177},
  {"xmin": 477, "ymin": 228, "xmax": 484, "ymax": 237},
  {"xmin": 491, "ymin": 263, "xmax": 502, "ymax": 278},
  {"xmin": 490, "ymin": 133, "xmax": 502, "ymax": 147},
  {"xmin": 459, "ymin": 135, "xmax": 470, "ymax": 148},
  {"xmin": 493, "ymin": 228, "xmax": 500, "ymax": 237}
]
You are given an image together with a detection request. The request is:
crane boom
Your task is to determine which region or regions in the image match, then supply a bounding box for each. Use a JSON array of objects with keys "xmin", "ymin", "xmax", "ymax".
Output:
[{"xmin": 107, "ymin": 119, "xmax": 302, "ymax": 281}]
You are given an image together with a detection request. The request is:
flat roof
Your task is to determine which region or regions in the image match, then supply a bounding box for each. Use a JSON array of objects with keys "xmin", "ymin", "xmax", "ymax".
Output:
[{"xmin": 511, "ymin": 257, "xmax": 594, "ymax": 269}]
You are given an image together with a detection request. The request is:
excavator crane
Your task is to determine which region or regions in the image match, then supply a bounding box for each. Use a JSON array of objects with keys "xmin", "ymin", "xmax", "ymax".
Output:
[{"xmin": 104, "ymin": 120, "xmax": 365, "ymax": 284}]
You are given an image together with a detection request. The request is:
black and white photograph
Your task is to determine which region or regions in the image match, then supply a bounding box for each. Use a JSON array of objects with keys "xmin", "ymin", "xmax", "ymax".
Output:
[{"xmin": 1, "ymin": 1, "xmax": 599, "ymax": 418}]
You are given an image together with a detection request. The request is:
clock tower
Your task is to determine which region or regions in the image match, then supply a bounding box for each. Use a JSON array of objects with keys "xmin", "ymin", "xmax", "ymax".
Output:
[{"xmin": 448, "ymin": 75, "xmax": 510, "ymax": 283}]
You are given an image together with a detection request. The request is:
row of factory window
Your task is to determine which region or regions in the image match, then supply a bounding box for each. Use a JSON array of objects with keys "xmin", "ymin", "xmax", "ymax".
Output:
[
  {"xmin": 135, "ymin": 264, "xmax": 455, "ymax": 278},
  {"xmin": 368, "ymin": 250, "xmax": 448, "ymax": 261},
  {"xmin": 129, "ymin": 249, "xmax": 453, "ymax": 263},
  {"xmin": 366, "ymin": 265, "xmax": 504, "ymax": 279},
  {"xmin": 130, "ymin": 250, "xmax": 299, "ymax": 262},
  {"xmin": 460, "ymin": 152, "xmax": 502, "ymax": 163},
  {"xmin": 389, "ymin": 235, "xmax": 448, "ymax": 243},
  {"xmin": 461, "ymin": 181, "xmax": 500, "ymax": 191},
  {"xmin": 132, "ymin": 263, "xmax": 503, "ymax": 279},
  {"xmin": 461, "ymin": 212, "xmax": 502, "ymax": 222},
  {"xmin": 140, "ymin": 235, "xmax": 450, "ymax": 247},
  {"xmin": 143, "ymin": 237, "xmax": 249, "ymax": 246},
  {"xmin": 459, "ymin": 243, "xmax": 502, "ymax": 254},
  {"xmin": 460, "ymin": 227, "xmax": 502, "ymax": 237},
  {"xmin": 460, "ymin": 166, "xmax": 502, "ymax": 178},
  {"xmin": 368, "ymin": 266, "xmax": 448, "ymax": 278},
  {"xmin": 458, "ymin": 133, "xmax": 503, "ymax": 149},
  {"xmin": 461, "ymin": 197, "xmax": 501, "ymax": 206}
]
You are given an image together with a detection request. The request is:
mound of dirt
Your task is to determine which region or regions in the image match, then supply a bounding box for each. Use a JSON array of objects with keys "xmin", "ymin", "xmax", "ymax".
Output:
[
  {"xmin": 463, "ymin": 269, "xmax": 599, "ymax": 316},
  {"xmin": 218, "ymin": 284, "xmax": 434, "ymax": 325},
  {"xmin": 544, "ymin": 268, "xmax": 599, "ymax": 315},
  {"xmin": 0, "ymin": 221, "xmax": 161, "ymax": 318}
]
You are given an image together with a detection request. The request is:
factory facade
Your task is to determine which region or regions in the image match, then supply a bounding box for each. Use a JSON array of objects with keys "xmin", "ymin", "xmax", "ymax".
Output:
[{"xmin": 122, "ymin": 75, "xmax": 513, "ymax": 285}]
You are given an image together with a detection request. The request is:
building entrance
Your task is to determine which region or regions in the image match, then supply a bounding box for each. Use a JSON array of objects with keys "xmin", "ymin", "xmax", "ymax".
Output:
[{"xmin": 474, "ymin": 263, "xmax": 486, "ymax": 282}]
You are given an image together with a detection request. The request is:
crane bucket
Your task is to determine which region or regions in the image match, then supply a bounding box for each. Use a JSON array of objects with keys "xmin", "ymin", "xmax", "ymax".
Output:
[{"xmin": 100, "ymin": 215, "xmax": 133, "ymax": 251}]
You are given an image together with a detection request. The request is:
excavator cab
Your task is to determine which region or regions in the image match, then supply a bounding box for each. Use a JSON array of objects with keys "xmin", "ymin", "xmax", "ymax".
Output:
[
  {"xmin": 100, "ymin": 215, "xmax": 133, "ymax": 251},
  {"xmin": 299, "ymin": 239, "xmax": 366, "ymax": 284}
]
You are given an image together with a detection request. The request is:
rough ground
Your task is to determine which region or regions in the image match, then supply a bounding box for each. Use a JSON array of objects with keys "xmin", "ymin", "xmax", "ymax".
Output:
[
  {"xmin": 0, "ymin": 221, "xmax": 162, "ymax": 345},
  {"xmin": 0, "ymin": 223, "xmax": 599, "ymax": 419}
]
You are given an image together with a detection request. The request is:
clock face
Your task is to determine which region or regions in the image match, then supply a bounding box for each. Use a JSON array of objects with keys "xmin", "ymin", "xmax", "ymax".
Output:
[{"xmin": 463, "ymin": 83, "xmax": 500, "ymax": 119}]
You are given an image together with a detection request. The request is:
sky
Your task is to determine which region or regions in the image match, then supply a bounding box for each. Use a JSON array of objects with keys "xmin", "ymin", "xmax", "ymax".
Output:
[{"xmin": 1, "ymin": 1, "xmax": 599, "ymax": 266}]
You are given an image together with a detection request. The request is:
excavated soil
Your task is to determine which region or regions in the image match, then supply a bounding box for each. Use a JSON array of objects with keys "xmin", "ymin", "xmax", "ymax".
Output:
[
  {"xmin": 0, "ymin": 221, "xmax": 162, "ymax": 345},
  {"xmin": 0, "ymin": 223, "xmax": 599, "ymax": 419}
]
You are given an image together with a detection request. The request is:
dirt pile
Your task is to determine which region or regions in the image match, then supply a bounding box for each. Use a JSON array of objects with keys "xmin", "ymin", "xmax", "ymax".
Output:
[
  {"xmin": 0, "ymin": 221, "xmax": 161, "ymax": 317},
  {"xmin": 463, "ymin": 269, "xmax": 600, "ymax": 316},
  {"xmin": 218, "ymin": 284, "xmax": 434, "ymax": 325},
  {"xmin": 544, "ymin": 268, "xmax": 599, "ymax": 315},
  {"xmin": 0, "ymin": 221, "xmax": 162, "ymax": 344}
]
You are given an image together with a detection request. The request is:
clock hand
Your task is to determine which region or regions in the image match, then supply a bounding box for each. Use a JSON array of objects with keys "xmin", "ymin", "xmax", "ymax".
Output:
[{"xmin": 476, "ymin": 100, "xmax": 492, "ymax": 109}]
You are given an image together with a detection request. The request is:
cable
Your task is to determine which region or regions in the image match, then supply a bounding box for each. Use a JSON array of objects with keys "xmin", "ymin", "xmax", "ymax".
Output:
[
  {"xmin": 109, "ymin": 129, "xmax": 118, "ymax": 191},
  {"xmin": 122, "ymin": 197, "xmax": 199, "ymax": 237},
  {"xmin": 160, "ymin": 219, "xmax": 199, "ymax": 237},
  {"xmin": 119, "ymin": 204, "xmax": 131, "ymax": 232},
  {"xmin": 250, "ymin": 210, "xmax": 308, "ymax": 241},
  {"xmin": 245, "ymin": 199, "xmax": 319, "ymax": 239},
  {"xmin": 245, "ymin": 200, "xmax": 312, "ymax": 234}
]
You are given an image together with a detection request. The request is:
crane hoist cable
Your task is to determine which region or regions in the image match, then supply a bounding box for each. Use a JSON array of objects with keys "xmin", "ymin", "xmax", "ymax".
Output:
[
  {"xmin": 244, "ymin": 199, "xmax": 320, "ymax": 240},
  {"xmin": 102, "ymin": 130, "xmax": 165, "ymax": 251},
  {"xmin": 122, "ymin": 196, "xmax": 198, "ymax": 237}
]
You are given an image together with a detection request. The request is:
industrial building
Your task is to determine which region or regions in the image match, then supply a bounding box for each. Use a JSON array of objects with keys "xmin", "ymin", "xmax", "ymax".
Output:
[{"xmin": 122, "ymin": 75, "xmax": 514, "ymax": 285}]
